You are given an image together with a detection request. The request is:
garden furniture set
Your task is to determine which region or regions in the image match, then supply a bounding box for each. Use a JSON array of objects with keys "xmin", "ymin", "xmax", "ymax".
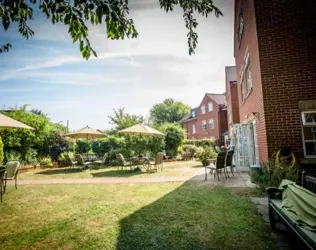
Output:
[{"xmin": 0, "ymin": 161, "xmax": 21, "ymax": 203}]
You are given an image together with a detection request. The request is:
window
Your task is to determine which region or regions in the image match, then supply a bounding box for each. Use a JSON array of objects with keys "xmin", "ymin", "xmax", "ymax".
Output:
[
  {"xmin": 237, "ymin": 9, "xmax": 244, "ymax": 41},
  {"xmin": 245, "ymin": 53, "xmax": 252, "ymax": 92},
  {"xmin": 208, "ymin": 102, "xmax": 213, "ymax": 112},
  {"xmin": 301, "ymin": 111, "xmax": 316, "ymax": 157},
  {"xmin": 202, "ymin": 120, "xmax": 207, "ymax": 131},
  {"xmin": 192, "ymin": 111, "xmax": 196, "ymax": 118},
  {"xmin": 209, "ymin": 119, "xmax": 214, "ymax": 129},
  {"xmin": 241, "ymin": 76, "xmax": 246, "ymax": 102},
  {"xmin": 192, "ymin": 124, "xmax": 196, "ymax": 134},
  {"xmin": 201, "ymin": 105, "xmax": 206, "ymax": 114}
]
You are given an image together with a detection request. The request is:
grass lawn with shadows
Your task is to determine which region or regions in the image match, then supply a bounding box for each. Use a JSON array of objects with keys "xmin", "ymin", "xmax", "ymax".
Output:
[
  {"xmin": 0, "ymin": 182, "xmax": 276, "ymax": 250},
  {"xmin": 18, "ymin": 161, "xmax": 202, "ymax": 180}
]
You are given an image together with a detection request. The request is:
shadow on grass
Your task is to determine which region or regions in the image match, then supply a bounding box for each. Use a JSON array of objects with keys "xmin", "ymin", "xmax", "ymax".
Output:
[
  {"xmin": 34, "ymin": 168, "xmax": 83, "ymax": 175},
  {"xmin": 91, "ymin": 169, "xmax": 147, "ymax": 178},
  {"xmin": 116, "ymin": 177, "xmax": 278, "ymax": 250}
]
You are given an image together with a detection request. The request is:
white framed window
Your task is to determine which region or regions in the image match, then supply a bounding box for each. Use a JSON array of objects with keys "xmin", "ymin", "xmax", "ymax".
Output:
[
  {"xmin": 301, "ymin": 111, "xmax": 316, "ymax": 157},
  {"xmin": 192, "ymin": 124, "xmax": 196, "ymax": 134},
  {"xmin": 245, "ymin": 53, "xmax": 252, "ymax": 92},
  {"xmin": 201, "ymin": 105, "xmax": 206, "ymax": 114},
  {"xmin": 202, "ymin": 120, "xmax": 207, "ymax": 131},
  {"xmin": 208, "ymin": 102, "xmax": 213, "ymax": 112},
  {"xmin": 192, "ymin": 111, "xmax": 196, "ymax": 118},
  {"xmin": 209, "ymin": 119, "xmax": 214, "ymax": 129},
  {"xmin": 302, "ymin": 111, "xmax": 316, "ymax": 125},
  {"xmin": 241, "ymin": 76, "xmax": 246, "ymax": 102}
]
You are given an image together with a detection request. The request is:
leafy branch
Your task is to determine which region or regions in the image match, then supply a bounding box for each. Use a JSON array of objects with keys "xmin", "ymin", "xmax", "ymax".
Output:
[{"xmin": 0, "ymin": 0, "xmax": 222, "ymax": 59}]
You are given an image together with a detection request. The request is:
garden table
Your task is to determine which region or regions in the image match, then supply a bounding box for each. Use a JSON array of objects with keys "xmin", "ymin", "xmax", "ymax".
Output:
[{"xmin": 130, "ymin": 157, "xmax": 151, "ymax": 170}]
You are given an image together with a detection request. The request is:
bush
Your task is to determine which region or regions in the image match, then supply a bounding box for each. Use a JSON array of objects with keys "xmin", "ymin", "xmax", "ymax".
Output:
[
  {"xmin": 45, "ymin": 132, "xmax": 74, "ymax": 161},
  {"xmin": 180, "ymin": 144, "xmax": 199, "ymax": 160},
  {"xmin": 24, "ymin": 148, "xmax": 38, "ymax": 165},
  {"xmin": 157, "ymin": 123, "xmax": 185, "ymax": 158},
  {"xmin": 5, "ymin": 150, "xmax": 22, "ymax": 162},
  {"xmin": 76, "ymin": 140, "xmax": 91, "ymax": 154},
  {"xmin": 0, "ymin": 136, "xmax": 3, "ymax": 164},
  {"xmin": 249, "ymin": 161, "xmax": 299, "ymax": 191},
  {"xmin": 39, "ymin": 157, "xmax": 53, "ymax": 167},
  {"xmin": 196, "ymin": 147, "xmax": 217, "ymax": 166},
  {"xmin": 183, "ymin": 139, "xmax": 216, "ymax": 149}
]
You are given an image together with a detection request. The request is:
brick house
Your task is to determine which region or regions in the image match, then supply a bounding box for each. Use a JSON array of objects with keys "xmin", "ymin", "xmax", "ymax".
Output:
[
  {"xmin": 225, "ymin": 66, "xmax": 240, "ymax": 141},
  {"xmin": 182, "ymin": 94, "xmax": 228, "ymax": 145},
  {"xmin": 233, "ymin": 0, "xmax": 316, "ymax": 166}
]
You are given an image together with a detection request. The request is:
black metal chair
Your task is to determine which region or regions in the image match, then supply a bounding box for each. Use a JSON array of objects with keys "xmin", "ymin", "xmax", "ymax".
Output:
[
  {"xmin": 225, "ymin": 150, "xmax": 235, "ymax": 177},
  {"xmin": 0, "ymin": 168, "xmax": 6, "ymax": 203},
  {"xmin": 205, "ymin": 151, "xmax": 227, "ymax": 181}
]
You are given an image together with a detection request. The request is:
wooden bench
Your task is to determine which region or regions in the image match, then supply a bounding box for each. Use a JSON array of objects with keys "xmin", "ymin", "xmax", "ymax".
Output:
[{"xmin": 267, "ymin": 170, "xmax": 316, "ymax": 250}]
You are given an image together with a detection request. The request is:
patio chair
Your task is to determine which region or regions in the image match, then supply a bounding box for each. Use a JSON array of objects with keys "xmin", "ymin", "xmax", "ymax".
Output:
[
  {"xmin": 75, "ymin": 154, "xmax": 92, "ymax": 170},
  {"xmin": 225, "ymin": 150, "xmax": 235, "ymax": 177},
  {"xmin": 117, "ymin": 153, "xmax": 134, "ymax": 171},
  {"xmin": 205, "ymin": 152, "xmax": 227, "ymax": 181},
  {"xmin": 0, "ymin": 169, "xmax": 6, "ymax": 203},
  {"xmin": 3, "ymin": 161, "xmax": 21, "ymax": 193},
  {"xmin": 66, "ymin": 154, "xmax": 77, "ymax": 168},
  {"xmin": 146, "ymin": 152, "xmax": 164, "ymax": 172},
  {"xmin": 91, "ymin": 153, "xmax": 108, "ymax": 168}
]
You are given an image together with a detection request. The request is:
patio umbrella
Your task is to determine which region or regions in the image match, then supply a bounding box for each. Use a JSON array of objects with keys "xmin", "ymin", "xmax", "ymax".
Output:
[
  {"xmin": 0, "ymin": 113, "xmax": 34, "ymax": 130},
  {"xmin": 65, "ymin": 126, "xmax": 104, "ymax": 139},
  {"xmin": 118, "ymin": 124, "xmax": 164, "ymax": 136}
]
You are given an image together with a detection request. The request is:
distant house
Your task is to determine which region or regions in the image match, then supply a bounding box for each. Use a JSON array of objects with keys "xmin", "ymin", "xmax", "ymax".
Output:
[
  {"xmin": 232, "ymin": 0, "xmax": 316, "ymax": 167},
  {"xmin": 182, "ymin": 93, "xmax": 228, "ymax": 145}
]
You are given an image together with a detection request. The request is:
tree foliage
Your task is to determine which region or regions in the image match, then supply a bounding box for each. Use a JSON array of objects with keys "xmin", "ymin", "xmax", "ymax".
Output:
[
  {"xmin": 0, "ymin": 0, "xmax": 222, "ymax": 58},
  {"xmin": 108, "ymin": 108, "xmax": 144, "ymax": 131},
  {"xmin": 157, "ymin": 122, "xmax": 185, "ymax": 157},
  {"xmin": 0, "ymin": 136, "xmax": 4, "ymax": 164},
  {"xmin": 150, "ymin": 98, "xmax": 191, "ymax": 125}
]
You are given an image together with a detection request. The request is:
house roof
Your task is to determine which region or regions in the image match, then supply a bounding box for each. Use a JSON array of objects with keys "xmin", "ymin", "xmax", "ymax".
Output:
[
  {"xmin": 181, "ymin": 107, "xmax": 198, "ymax": 122},
  {"xmin": 206, "ymin": 93, "xmax": 226, "ymax": 105},
  {"xmin": 225, "ymin": 66, "xmax": 237, "ymax": 83}
]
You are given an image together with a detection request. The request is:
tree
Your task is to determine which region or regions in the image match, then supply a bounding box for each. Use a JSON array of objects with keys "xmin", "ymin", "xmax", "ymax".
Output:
[
  {"xmin": 108, "ymin": 108, "xmax": 144, "ymax": 131},
  {"xmin": 0, "ymin": 136, "xmax": 4, "ymax": 164},
  {"xmin": 150, "ymin": 98, "xmax": 191, "ymax": 125},
  {"xmin": 157, "ymin": 122, "xmax": 185, "ymax": 158},
  {"xmin": 0, "ymin": 0, "xmax": 222, "ymax": 58}
]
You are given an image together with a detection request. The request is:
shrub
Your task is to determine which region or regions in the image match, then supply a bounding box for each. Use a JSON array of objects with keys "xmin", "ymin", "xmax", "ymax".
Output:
[
  {"xmin": 196, "ymin": 147, "xmax": 217, "ymax": 166},
  {"xmin": 183, "ymin": 139, "xmax": 216, "ymax": 149},
  {"xmin": 157, "ymin": 123, "xmax": 185, "ymax": 158},
  {"xmin": 76, "ymin": 140, "xmax": 91, "ymax": 154},
  {"xmin": 5, "ymin": 150, "xmax": 22, "ymax": 162},
  {"xmin": 249, "ymin": 161, "xmax": 299, "ymax": 191},
  {"xmin": 24, "ymin": 148, "xmax": 38, "ymax": 165},
  {"xmin": 180, "ymin": 144, "xmax": 199, "ymax": 160},
  {"xmin": 39, "ymin": 157, "xmax": 53, "ymax": 167},
  {"xmin": 0, "ymin": 136, "xmax": 3, "ymax": 164}
]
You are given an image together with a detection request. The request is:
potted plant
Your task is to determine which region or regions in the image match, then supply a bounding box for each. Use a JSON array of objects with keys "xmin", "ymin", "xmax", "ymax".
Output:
[{"xmin": 196, "ymin": 147, "xmax": 217, "ymax": 166}]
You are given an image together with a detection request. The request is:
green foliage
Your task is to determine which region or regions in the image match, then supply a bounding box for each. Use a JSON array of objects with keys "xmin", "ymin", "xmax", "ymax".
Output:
[
  {"xmin": 250, "ymin": 161, "xmax": 299, "ymax": 191},
  {"xmin": 1, "ymin": 1, "xmax": 221, "ymax": 57},
  {"xmin": 0, "ymin": 107, "xmax": 70, "ymax": 163},
  {"xmin": 183, "ymin": 139, "xmax": 216, "ymax": 149},
  {"xmin": 39, "ymin": 157, "xmax": 53, "ymax": 168},
  {"xmin": 0, "ymin": 136, "xmax": 3, "ymax": 164},
  {"xmin": 158, "ymin": 123, "xmax": 185, "ymax": 158},
  {"xmin": 108, "ymin": 108, "xmax": 144, "ymax": 131},
  {"xmin": 179, "ymin": 144, "xmax": 199, "ymax": 159},
  {"xmin": 5, "ymin": 150, "xmax": 22, "ymax": 162},
  {"xmin": 196, "ymin": 147, "xmax": 217, "ymax": 166},
  {"xmin": 75, "ymin": 140, "xmax": 91, "ymax": 154},
  {"xmin": 150, "ymin": 98, "xmax": 191, "ymax": 125},
  {"xmin": 24, "ymin": 148, "xmax": 38, "ymax": 165}
]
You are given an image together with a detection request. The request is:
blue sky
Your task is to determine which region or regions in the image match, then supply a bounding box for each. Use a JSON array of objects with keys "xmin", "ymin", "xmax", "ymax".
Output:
[{"xmin": 0, "ymin": 0, "xmax": 235, "ymax": 130}]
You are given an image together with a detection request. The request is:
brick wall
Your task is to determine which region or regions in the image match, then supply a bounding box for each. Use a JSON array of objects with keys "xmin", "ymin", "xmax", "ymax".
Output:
[
  {"xmin": 183, "ymin": 95, "xmax": 225, "ymax": 142},
  {"xmin": 234, "ymin": 0, "xmax": 268, "ymax": 161},
  {"xmin": 219, "ymin": 109, "xmax": 228, "ymax": 145},
  {"xmin": 254, "ymin": 0, "xmax": 316, "ymax": 159},
  {"xmin": 230, "ymin": 83, "xmax": 240, "ymax": 124}
]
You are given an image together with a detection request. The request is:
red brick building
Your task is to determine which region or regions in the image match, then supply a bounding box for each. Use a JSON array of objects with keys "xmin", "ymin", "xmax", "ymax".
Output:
[
  {"xmin": 225, "ymin": 66, "xmax": 240, "ymax": 138},
  {"xmin": 182, "ymin": 94, "xmax": 228, "ymax": 145},
  {"xmin": 233, "ymin": 0, "xmax": 316, "ymax": 165}
]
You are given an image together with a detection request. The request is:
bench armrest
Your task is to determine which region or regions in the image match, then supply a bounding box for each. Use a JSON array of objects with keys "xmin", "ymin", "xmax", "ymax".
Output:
[{"xmin": 266, "ymin": 187, "xmax": 283, "ymax": 200}]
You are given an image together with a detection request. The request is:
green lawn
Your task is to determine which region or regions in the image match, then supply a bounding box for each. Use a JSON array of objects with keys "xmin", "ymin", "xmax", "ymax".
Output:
[
  {"xmin": 0, "ymin": 182, "xmax": 276, "ymax": 250},
  {"xmin": 19, "ymin": 161, "xmax": 202, "ymax": 180}
]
